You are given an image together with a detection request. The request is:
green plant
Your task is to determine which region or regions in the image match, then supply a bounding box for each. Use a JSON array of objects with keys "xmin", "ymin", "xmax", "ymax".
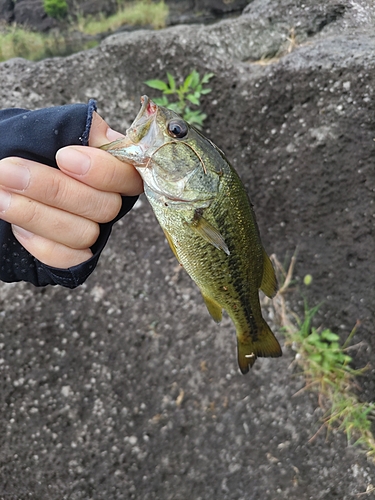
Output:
[
  {"xmin": 78, "ymin": 0, "xmax": 168, "ymax": 35},
  {"xmin": 291, "ymin": 307, "xmax": 375, "ymax": 457},
  {"xmin": 144, "ymin": 70, "xmax": 214, "ymax": 129},
  {"xmin": 269, "ymin": 255, "xmax": 375, "ymax": 461},
  {"xmin": 0, "ymin": 25, "xmax": 56, "ymax": 61},
  {"xmin": 43, "ymin": 0, "xmax": 68, "ymax": 20},
  {"xmin": 0, "ymin": 24, "xmax": 98, "ymax": 62},
  {"xmin": 0, "ymin": 1, "xmax": 168, "ymax": 62},
  {"xmin": 293, "ymin": 304, "xmax": 352, "ymax": 374}
]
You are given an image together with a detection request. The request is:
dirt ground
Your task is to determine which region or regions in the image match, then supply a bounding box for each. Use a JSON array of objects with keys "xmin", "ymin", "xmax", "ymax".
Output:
[{"xmin": 0, "ymin": 0, "xmax": 374, "ymax": 498}]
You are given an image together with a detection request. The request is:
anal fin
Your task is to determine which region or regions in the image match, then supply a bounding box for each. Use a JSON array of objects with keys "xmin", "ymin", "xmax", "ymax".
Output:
[{"xmin": 202, "ymin": 293, "xmax": 222, "ymax": 323}]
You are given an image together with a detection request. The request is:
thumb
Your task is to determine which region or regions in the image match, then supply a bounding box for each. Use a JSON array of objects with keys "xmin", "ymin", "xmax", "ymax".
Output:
[{"xmin": 88, "ymin": 112, "xmax": 125, "ymax": 148}]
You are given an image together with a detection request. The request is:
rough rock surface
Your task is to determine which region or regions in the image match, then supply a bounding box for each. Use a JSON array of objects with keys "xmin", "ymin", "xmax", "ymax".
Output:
[
  {"xmin": 0, "ymin": 0, "xmax": 13, "ymax": 23},
  {"xmin": 0, "ymin": 0, "xmax": 374, "ymax": 498}
]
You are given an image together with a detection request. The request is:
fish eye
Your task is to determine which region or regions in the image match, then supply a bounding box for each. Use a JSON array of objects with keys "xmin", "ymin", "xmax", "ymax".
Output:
[{"xmin": 167, "ymin": 119, "xmax": 188, "ymax": 139}]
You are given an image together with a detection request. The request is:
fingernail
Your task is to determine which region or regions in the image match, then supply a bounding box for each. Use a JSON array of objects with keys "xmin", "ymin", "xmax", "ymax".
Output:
[
  {"xmin": 56, "ymin": 147, "xmax": 91, "ymax": 175},
  {"xmin": 12, "ymin": 225, "xmax": 34, "ymax": 239},
  {"xmin": 106, "ymin": 127, "xmax": 125, "ymax": 142},
  {"xmin": 0, "ymin": 160, "xmax": 30, "ymax": 190},
  {"xmin": 0, "ymin": 189, "xmax": 11, "ymax": 213}
]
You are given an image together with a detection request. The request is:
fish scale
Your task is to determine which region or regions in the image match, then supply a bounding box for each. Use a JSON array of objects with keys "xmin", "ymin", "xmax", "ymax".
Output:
[{"xmin": 102, "ymin": 95, "xmax": 282, "ymax": 373}]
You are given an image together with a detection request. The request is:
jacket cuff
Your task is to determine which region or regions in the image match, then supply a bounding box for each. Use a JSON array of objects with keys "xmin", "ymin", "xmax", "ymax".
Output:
[{"xmin": 41, "ymin": 196, "xmax": 138, "ymax": 288}]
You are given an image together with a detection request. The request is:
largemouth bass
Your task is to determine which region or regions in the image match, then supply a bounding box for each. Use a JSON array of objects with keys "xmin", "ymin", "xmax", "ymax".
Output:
[{"xmin": 102, "ymin": 96, "xmax": 281, "ymax": 373}]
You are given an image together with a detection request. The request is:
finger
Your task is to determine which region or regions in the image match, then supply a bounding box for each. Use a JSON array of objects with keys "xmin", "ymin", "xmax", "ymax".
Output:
[
  {"xmin": 56, "ymin": 146, "xmax": 143, "ymax": 196},
  {"xmin": 0, "ymin": 189, "xmax": 99, "ymax": 250},
  {"xmin": 0, "ymin": 157, "xmax": 122, "ymax": 224},
  {"xmin": 88, "ymin": 112, "xmax": 125, "ymax": 147},
  {"xmin": 56, "ymin": 112, "xmax": 143, "ymax": 196},
  {"xmin": 12, "ymin": 225, "xmax": 93, "ymax": 268}
]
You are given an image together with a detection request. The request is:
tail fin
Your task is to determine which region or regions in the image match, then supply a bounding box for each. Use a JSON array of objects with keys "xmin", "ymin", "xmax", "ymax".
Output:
[{"xmin": 237, "ymin": 319, "xmax": 282, "ymax": 374}]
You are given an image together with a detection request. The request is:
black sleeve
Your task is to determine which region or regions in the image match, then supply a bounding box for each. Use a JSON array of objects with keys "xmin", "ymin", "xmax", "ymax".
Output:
[{"xmin": 0, "ymin": 100, "xmax": 138, "ymax": 288}]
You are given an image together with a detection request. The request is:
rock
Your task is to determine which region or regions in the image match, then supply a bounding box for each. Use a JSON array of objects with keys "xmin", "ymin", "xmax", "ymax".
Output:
[
  {"xmin": 199, "ymin": 0, "xmax": 249, "ymax": 13},
  {"xmin": 0, "ymin": 1, "xmax": 374, "ymax": 499},
  {"xmin": 13, "ymin": 0, "xmax": 57, "ymax": 31},
  {"xmin": 67, "ymin": 0, "xmax": 118, "ymax": 17},
  {"xmin": 0, "ymin": 0, "xmax": 14, "ymax": 22},
  {"xmin": 167, "ymin": 0, "xmax": 250, "ymax": 25}
]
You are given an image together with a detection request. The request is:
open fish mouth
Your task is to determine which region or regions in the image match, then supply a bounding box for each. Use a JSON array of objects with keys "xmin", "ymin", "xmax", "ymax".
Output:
[
  {"xmin": 126, "ymin": 95, "xmax": 158, "ymax": 144},
  {"xmin": 132, "ymin": 95, "xmax": 158, "ymax": 124},
  {"xmin": 100, "ymin": 95, "xmax": 161, "ymax": 164}
]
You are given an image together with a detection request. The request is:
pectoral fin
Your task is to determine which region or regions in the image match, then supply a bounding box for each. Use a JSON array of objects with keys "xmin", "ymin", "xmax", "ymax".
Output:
[
  {"xmin": 260, "ymin": 249, "xmax": 278, "ymax": 298},
  {"xmin": 189, "ymin": 211, "xmax": 230, "ymax": 255},
  {"xmin": 202, "ymin": 293, "xmax": 222, "ymax": 323}
]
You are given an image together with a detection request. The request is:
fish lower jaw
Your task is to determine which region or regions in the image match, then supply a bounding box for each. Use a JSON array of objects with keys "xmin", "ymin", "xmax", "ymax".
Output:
[{"xmin": 144, "ymin": 186, "xmax": 213, "ymax": 208}]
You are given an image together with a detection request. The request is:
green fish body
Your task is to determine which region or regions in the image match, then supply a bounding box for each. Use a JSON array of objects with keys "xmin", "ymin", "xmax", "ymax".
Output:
[{"xmin": 102, "ymin": 96, "xmax": 281, "ymax": 373}]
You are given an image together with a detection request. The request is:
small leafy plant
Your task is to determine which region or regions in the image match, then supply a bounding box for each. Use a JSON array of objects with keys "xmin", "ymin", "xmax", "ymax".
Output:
[
  {"xmin": 269, "ymin": 255, "xmax": 375, "ymax": 461},
  {"xmin": 144, "ymin": 70, "xmax": 214, "ymax": 129},
  {"xmin": 293, "ymin": 304, "xmax": 352, "ymax": 376},
  {"xmin": 289, "ymin": 305, "xmax": 375, "ymax": 457},
  {"xmin": 43, "ymin": 0, "xmax": 68, "ymax": 20}
]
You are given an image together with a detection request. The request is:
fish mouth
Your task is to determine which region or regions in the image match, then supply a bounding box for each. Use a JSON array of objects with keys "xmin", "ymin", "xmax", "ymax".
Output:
[
  {"xmin": 133, "ymin": 95, "xmax": 157, "ymax": 124},
  {"xmin": 126, "ymin": 95, "xmax": 158, "ymax": 143},
  {"xmin": 101, "ymin": 95, "xmax": 161, "ymax": 164}
]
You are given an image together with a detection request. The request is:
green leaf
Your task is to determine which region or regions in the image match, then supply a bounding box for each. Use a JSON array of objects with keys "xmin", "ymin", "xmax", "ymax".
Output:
[
  {"xmin": 309, "ymin": 353, "xmax": 323, "ymax": 363},
  {"xmin": 163, "ymin": 88, "xmax": 178, "ymax": 95},
  {"xmin": 190, "ymin": 70, "xmax": 200, "ymax": 89},
  {"xmin": 321, "ymin": 330, "xmax": 339, "ymax": 342},
  {"xmin": 201, "ymin": 72, "xmax": 214, "ymax": 84},
  {"xmin": 184, "ymin": 109, "xmax": 202, "ymax": 119},
  {"xmin": 181, "ymin": 73, "xmax": 193, "ymax": 93},
  {"xmin": 200, "ymin": 88, "xmax": 212, "ymax": 95},
  {"xmin": 144, "ymin": 79, "xmax": 169, "ymax": 91},
  {"xmin": 307, "ymin": 332, "xmax": 320, "ymax": 344},
  {"xmin": 166, "ymin": 72, "xmax": 176, "ymax": 91},
  {"xmin": 188, "ymin": 119, "xmax": 203, "ymax": 130},
  {"xmin": 329, "ymin": 342, "xmax": 340, "ymax": 351},
  {"xmin": 188, "ymin": 113, "xmax": 205, "ymax": 126},
  {"xmin": 187, "ymin": 94, "xmax": 200, "ymax": 106},
  {"xmin": 153, "ymin": 96, "xmax": 169, "ymax": 107},
  {"xmin": 168, "ymin": 102, "xmax": 183, "ymax": 114}
]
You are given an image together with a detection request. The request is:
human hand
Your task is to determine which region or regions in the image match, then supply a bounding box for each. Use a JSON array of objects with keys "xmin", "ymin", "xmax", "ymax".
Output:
[{"xmin": 0, "ymin": 112, "xmax": 143, "ymax": 269}]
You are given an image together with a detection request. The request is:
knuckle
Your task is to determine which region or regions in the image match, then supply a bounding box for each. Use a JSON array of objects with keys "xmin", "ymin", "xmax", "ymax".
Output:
[
  {"xmin": 76, "ymin": 221, "xmax": 100, "ymax": 249},
  {"xmin": 44, "ymin": 174, "xmax": 66, "ymax": 205},
  {"xmin": 95, "ymin": 194, "xmax": 122, "ymax": 223},
  {"xmin": 102, "ymin": 162, "xmax": 119, "ymax": 188},
  {"xmin": 22, "ymin": 199, "xmax": 41, "ymax": 225},
  {"xmin": 30, "ymin": 171, "xmax": 66, "ymax": 207}
]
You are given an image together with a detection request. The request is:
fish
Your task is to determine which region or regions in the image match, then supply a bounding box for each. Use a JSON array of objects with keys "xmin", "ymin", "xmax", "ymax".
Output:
[{"xmin": 102, "ymin": 95, "xmax": 282, "ymax": 373}]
